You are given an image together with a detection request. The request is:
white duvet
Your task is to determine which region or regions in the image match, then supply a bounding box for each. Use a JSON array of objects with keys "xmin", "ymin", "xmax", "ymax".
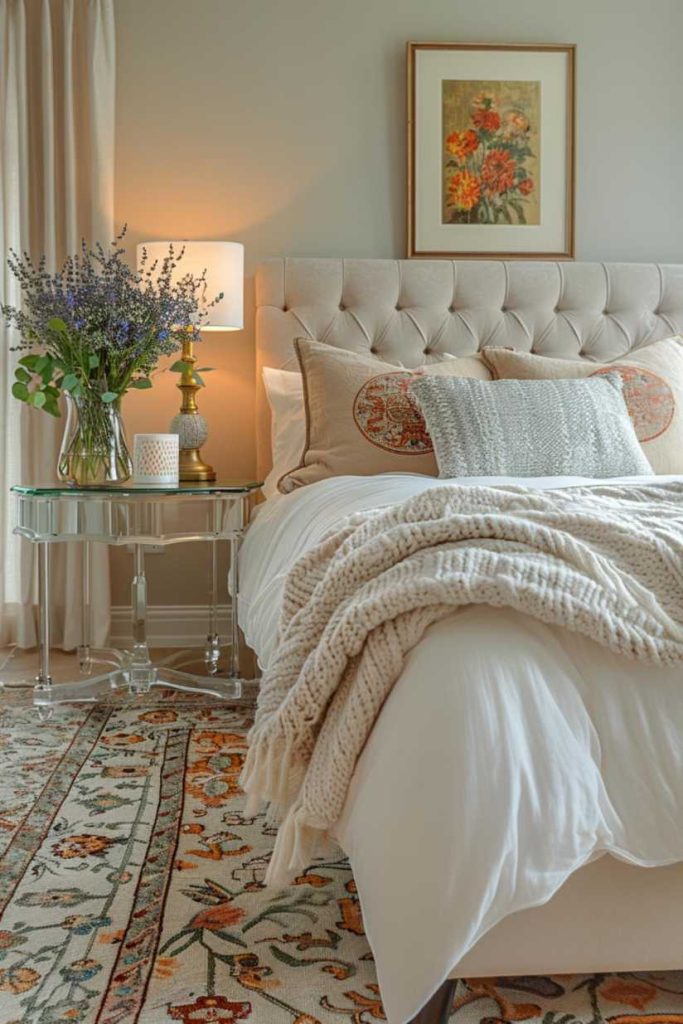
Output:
[{"xmin": 238, "ymin": 473, "xmax": 683, "ymax": 1024}]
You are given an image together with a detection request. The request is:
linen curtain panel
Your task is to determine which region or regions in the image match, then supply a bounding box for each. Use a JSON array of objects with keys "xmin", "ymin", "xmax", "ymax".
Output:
[{"xmin": 0, "ymin": 0, "xmax": 115, "ymax": 648}]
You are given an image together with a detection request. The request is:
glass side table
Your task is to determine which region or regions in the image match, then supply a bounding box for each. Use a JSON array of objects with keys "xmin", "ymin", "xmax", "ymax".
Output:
[{"xmin": 11, "ymin": 480, "xmax": 262, "ymax": 715}]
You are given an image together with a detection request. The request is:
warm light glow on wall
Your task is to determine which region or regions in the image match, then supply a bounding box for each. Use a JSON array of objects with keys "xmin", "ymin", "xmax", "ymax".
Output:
[{"xmin": 137, "ymin": 241, "xmax": 244, "ymax": 330}]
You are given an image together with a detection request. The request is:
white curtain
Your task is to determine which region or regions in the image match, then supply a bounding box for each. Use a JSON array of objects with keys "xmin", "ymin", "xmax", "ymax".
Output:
[{"xmin": 0, "ymin": 0, "xmax": 115, "ymax": 648}]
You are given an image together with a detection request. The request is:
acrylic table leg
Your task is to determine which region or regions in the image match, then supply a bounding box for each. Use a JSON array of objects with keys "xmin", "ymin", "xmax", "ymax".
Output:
[
  {"xmin": 229, "ymin": 534, "xmax": 240, "ymax": 680},
  {"xmin": 78, "ymin": 541, "xmax": 92, "ymax": 674},
  {"xmin": 204, "ymin": 538, "xmax": 220, "ymax": 675},
  {"xmin": 36, "ymin": 542, "xmax": 52, "ymax": 690},
  {"xmin": 127, "ymin": 544, "xmax": 155, "ymax": 693}
]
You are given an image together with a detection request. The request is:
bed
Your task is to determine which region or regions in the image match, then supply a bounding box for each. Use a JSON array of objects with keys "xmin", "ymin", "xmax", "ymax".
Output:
[{"xmin": 240, "ymin": 257, "xmax": 683, "ymax": 1024}]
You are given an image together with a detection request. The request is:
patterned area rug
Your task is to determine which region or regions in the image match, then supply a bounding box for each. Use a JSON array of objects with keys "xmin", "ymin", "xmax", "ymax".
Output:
[{"xmin": 1, "ymin": 691, "xmax": 683, "ymax": 1024}]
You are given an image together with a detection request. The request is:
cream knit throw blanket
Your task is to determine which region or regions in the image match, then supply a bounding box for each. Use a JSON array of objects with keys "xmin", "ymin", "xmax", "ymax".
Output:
[{"xmin": 241, "ymin": 482, "xmax": 683, "ymax": 885}]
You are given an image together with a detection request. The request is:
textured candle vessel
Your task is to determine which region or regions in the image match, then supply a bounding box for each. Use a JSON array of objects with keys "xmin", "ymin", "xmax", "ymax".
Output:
[{"xmin": 133, "ymin": 433, "xmax": 179, "ymax": 485}]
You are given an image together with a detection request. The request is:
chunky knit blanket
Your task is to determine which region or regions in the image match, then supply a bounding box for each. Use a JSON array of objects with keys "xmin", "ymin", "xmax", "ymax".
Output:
[{"xmin": 241, "ymin": 482, "xmax": 683, "ymax": 885}]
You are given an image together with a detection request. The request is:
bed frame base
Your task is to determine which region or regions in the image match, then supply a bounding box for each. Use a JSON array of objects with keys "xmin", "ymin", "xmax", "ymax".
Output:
[{"xmin": 408, "ymin": 979, "xmax": 457, "ymax": 1024}]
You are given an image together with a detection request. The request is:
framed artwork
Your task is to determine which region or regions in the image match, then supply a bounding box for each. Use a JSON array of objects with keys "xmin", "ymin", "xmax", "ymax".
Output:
[{"xmin": 407, "ymin": 42, "xmax": 575, "ymax": 259}]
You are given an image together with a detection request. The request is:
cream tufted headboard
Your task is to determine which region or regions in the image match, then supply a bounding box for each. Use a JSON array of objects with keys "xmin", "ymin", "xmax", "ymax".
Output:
[{"xmin": 255, "ymin": 257, "xmax": 683, "ymax": 476}]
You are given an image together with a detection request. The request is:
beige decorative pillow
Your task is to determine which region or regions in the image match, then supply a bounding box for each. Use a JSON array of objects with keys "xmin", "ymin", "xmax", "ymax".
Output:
[
  {"xmin": 278, "ymin": 338, "xmax": 491, "ymax": 492},
  {"xmin": 481, "ymin": 336, "xmax": 683, "ymax": 473}
]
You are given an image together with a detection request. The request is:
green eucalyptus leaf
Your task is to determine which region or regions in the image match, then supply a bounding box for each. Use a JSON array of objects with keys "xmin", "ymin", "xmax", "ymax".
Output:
[
  {"xmin": 14, "ymin": 367, "xmax": 31, "ymax": 384},
  {"xmin": 88, "ymin": 354, "xmax": 100, "ymax": 369},
  {"xmin": 47, "ymin": 317, "xmax": 68, "ymax": 335},
  {"xmin": 100, "ymin": 391, "xmax": 118, "ymax": 404},
  {"xmin": 35, "ymin": 355, "xmax": 50, "ymax": 374},
  {"xmin": 169, "ymin": 360, "xmax": 192, "ymax": 374},
  {"xmin": 43, "ymin": 398, "xmax": 61, "ymax": 417},
  {"xmin": 195, "ymin": 367, "xmax": 215, "ymax": 372},
  {"xmin": 12, "ymin": 381, "xmax": 29, "ymax": 402},
  {"xmin": 30, "ymin": 390, "xmax": 47, "ymax": 409},
  {"xmin": 62, "ymin": 373, "xmax": 78, "ymax": 392},
  {"xmin": 129, "ymin": 378, "xmax": 153, "ymax": 389},
  {"xmin": 19, "ymin": 354, "xmax": 41, "ymax": 371},
  {"xmin": 192, "ymin": 372, "xmax": 205, "ymax": 387}
]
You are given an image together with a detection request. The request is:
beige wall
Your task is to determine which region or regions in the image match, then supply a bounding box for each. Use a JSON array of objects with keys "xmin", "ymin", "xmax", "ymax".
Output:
[{"xmin": 113, "ymin": 0, "xmax": 683, "ymax": 606}]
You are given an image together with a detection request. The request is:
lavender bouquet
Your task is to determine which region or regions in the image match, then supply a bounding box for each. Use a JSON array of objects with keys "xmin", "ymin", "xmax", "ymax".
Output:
[{"xmin": 1, "ymin": 230, "xmax": 221, "ymax": 485}]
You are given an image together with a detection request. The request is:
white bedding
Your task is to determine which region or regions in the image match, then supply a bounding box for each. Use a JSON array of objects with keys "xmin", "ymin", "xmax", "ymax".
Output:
[{"xmin": 238, "ymin": 473, "xmax": 683, "ymax": 1024}]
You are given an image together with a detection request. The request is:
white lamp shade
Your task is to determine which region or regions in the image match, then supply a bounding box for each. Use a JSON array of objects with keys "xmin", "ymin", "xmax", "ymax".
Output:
[{"xmin": 137, "ymin": 240, "xmax": 244, "ymax": 330}]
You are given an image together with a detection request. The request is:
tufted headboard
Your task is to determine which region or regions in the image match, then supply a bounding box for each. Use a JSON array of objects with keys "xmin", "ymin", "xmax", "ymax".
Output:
[{"xmin": 255, "ymin": 257, "xmax": 683, "ymax": 476}]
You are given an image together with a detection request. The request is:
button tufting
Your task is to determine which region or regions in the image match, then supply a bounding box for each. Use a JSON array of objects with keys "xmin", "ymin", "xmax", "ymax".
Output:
[
  {"xmin": 448, "ymin": 306, "xmax": 456, "ymax": 313},
  {"xmin": 370, "ymin": 346, "xmax": 378, "ymax": 354},
  {"xmin": 339, "ymin": 303, "xmax": 345, "ymax": 311},
  {"xmin": 282, "ymin": 305, "xmax": 288, "ymax": 313},
  {"xmin": 395, "ymin": 305, "xmax": 402, "ymax": 311},
  {"xmin": 424, "ymin": 347, "xmax": 431, "ymax": 355}
]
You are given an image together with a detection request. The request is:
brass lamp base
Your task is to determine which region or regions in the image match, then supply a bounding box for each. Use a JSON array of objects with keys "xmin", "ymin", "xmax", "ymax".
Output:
[
  {"xmin": 179, "ymin": 447, "xmax": 216, "ymax": 482},
  {"xmin": 173, "ymin": 331, "xmax": 216, "ymax": 483}
]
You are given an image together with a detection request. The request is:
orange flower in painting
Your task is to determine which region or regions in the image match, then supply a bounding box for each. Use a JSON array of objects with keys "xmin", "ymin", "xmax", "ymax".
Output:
[
  {"xmin": 502, "ymin": 110, "xmax": 529, "ymax": 138},
  {"xmin": 445, "ymin": 128, "xmax": 478, "ymax": 162},
  {"xmin": 447, "ymin": 171, "xmax": 480, "ymax": 211},
  {"xmin": 472, "ymin": 107, "xmax": 501, "ymax": 133},
  {"xmin": 518, "ymin": 177, "xmax": 534, "ymax": 196},
  {"xmin": 599, "ymin": 977, "xmax": 658, "ymax": 1010},
  {"xmin": 481, "ymin": 149, "xmax": 517, "ymax": 194},
  {"xmin": 190, "ymin": 901, "xmax": 246, "ymax": 931}
]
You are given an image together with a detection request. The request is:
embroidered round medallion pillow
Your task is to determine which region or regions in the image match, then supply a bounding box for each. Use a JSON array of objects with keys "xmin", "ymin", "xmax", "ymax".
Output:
[
  {"xmin": 353, "ymin": 372, "xmax": 433, "ymax": 455},
  {"xmin": 278, "ymin": 338, "xmax": 491, "ymax": 492}
]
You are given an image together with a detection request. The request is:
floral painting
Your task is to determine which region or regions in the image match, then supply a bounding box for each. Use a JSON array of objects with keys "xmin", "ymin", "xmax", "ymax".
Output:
[{"xmin": 442, "ymin": 79, "xmax": 540, "ymax": 226}]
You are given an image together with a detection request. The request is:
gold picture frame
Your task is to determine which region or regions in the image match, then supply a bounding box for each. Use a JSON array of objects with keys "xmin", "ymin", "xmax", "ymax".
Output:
[{"xmin": 407, "ymin": 42, "xmax": 575, "ymax": 259}]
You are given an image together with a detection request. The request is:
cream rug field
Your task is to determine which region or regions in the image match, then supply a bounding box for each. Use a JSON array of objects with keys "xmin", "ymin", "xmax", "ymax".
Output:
[{"xmin": 0, "ymin": 690, "xmax": 682, "ymax": 1024}]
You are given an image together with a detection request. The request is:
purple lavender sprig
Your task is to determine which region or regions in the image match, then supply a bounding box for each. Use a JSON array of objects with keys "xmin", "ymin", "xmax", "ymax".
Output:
[{"xmin": 1, "ymin": 227, "xmax": 223, "ymax": 416}]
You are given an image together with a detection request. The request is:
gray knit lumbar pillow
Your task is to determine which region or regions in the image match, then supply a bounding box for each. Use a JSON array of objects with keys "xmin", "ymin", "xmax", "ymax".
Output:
[{"xmin": 409, "ymin": 372, "xmax": 653, "ymax": 478}]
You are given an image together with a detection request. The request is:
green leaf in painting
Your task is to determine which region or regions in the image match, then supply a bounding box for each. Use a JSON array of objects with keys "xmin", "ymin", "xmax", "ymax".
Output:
[
  {"xmin": 11, "ymin": 381, "xmax": 29, "ymax": 402},
  {"xmin": 61, "ymin": 373, "xmax": 79, "ymax": 392},
  {"xmin": 14, "ymin": 367, "xmax": 31, "ymax": 384},
  {"xmin": 192, "ymin": 372, "xmax": 205, "ymax": 387},
  {"xmin": 29, "ymin": 390, "xmax": 47, "ymax": 409},
  {"xmin": 100, "ymin": 391, "xmax": 118, "ymax": 403},
  {"xmin": 129, "ymin": 378, "xmax": 153, "ymax": 389},
  {"xmin": 509, "ymin": 200, "xmax": 527, "ymax": 224},
  {"xmin": 88, "ymin": 353, "xmax": 100, "ymax": 369},
  {"xmin": 170, "ymin": 360, "xmax": 192, "ymax": 374}
]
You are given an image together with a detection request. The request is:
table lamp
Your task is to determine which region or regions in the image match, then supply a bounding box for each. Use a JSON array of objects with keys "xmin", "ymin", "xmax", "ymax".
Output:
[{"xmin": 137, "ymin": 240, "xmax": 244, "ymax": 482}]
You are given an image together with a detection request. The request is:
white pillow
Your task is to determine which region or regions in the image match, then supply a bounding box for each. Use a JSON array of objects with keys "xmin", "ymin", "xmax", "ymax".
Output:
[{"xmin": 262, "ymin": 366, "xmax": 305, "ymax": 498}]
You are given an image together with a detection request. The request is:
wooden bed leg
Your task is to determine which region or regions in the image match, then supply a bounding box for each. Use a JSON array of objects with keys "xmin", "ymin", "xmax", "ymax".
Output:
[{"xmin": 408, "ymin": 979, "xmax": 457, "ymax": 1024}]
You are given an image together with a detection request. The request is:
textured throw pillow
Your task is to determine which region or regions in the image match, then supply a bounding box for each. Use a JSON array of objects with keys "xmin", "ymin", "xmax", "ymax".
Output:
[
  {"xmin": 409, "ymin": 374, "xmax": 652, "ymax": 478},
  {"xmin": 278, "ymin": 338, "xmax": 492, "ymax": 492},
  {"xmin": 481, "ymin": 336, "xmax": 683, "ymax": 473}
]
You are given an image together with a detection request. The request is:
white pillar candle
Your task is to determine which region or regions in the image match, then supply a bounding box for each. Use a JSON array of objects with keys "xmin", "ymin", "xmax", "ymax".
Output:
[{"xmin": 133, "ymin": 433, "xmax": 179, "ymax": 485}]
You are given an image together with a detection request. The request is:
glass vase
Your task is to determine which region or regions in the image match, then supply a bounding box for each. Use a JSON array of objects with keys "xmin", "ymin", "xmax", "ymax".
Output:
[{"xmin": 57, "ymin": 393, "xmax": 132, "ymax": 486}]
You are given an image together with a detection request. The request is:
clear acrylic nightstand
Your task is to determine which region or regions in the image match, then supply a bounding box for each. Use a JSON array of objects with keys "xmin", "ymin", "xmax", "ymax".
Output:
[{"xmin": 10, "ymin": 480, "xmax": 262, "ymax": 715}]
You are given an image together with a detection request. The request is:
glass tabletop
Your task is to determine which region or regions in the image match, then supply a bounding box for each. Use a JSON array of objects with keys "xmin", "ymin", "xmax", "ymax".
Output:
[{"xmin": 12, "ymin": 479, "xmax": 263, "ymax": 497}]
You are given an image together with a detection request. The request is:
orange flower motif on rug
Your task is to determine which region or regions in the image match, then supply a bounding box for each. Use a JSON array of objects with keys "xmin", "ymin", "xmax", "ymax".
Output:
[{"xmin": 51, "ymin": 833, "xmax": 117, "ymax": 859}]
